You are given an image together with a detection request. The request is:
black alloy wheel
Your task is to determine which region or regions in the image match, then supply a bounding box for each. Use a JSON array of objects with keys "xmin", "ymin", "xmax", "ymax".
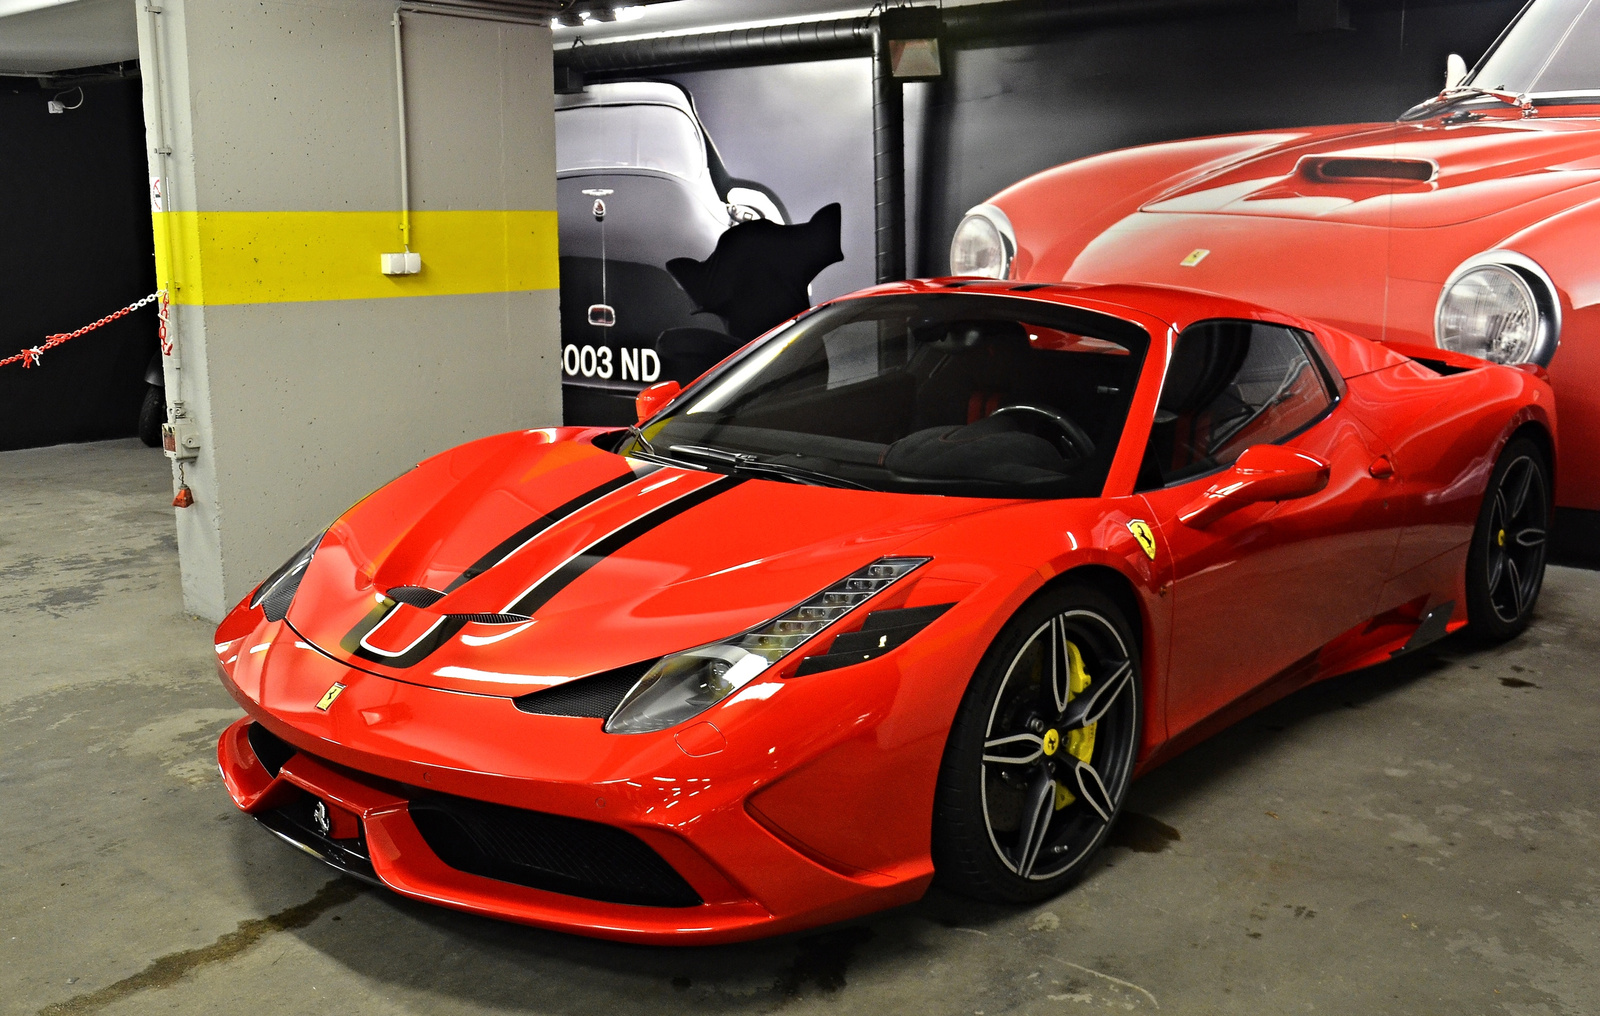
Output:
[
  {"xmin": 1466, "ymin": 435, "xmax": 1551, "ymax": 642},
  {"xmin": 933, "ymin": 585, "xmax": 1141, "ymax": 903}
]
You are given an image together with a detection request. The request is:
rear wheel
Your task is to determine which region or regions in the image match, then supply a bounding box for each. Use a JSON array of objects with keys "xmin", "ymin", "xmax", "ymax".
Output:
[
  {"xmin": 933, "ymin": 585, "xmax": 1141, "ymax": 903},
  {"xmin": 1465, "ymin": 436, "xmax": 1550, "ymax": 642}
]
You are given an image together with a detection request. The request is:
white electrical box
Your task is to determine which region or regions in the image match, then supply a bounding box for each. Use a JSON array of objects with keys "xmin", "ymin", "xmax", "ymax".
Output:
[
  {"xmin": 161, "ymin": 420, "xmax": 201, "ymax": 460},
  {"xmin": 381, "ymin": 252, "xmax": 423, "ymax": 275}
]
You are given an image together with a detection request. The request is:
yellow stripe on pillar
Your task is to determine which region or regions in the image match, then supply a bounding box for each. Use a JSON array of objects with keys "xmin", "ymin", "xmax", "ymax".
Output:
[{"xmin": 151, "ymin": 210, "xmax": 560, "ymax": 306}]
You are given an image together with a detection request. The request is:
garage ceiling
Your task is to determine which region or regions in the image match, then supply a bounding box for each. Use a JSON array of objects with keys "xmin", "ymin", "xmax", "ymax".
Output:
[{"xmin": 0, "ymin": 0, "xmax": 137, "ymax": 76}]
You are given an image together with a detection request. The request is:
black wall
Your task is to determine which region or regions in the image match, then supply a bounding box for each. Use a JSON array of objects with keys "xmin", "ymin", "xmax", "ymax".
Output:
[{"xmin": 0, "ymin": 77, "xmax": 158, "ymax": 452}]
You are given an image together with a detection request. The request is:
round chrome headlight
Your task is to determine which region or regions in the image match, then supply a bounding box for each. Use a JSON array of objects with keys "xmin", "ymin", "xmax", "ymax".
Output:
[
  {"xmin": 1435, "ymin": 253, "xmax": 1559, "ymax": 366},
  {"xmin": 949, "ymin": 204, "xmax": 1016, "ymax": 279}
]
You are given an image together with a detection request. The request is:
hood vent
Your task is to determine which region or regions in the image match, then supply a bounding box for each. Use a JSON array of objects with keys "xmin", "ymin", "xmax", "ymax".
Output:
[
  {"xmin": 1300, "ymin": 157, "xmax": 1436, "ymax": 183},
  {"xmin": 448, "ymin": 612, "xmax": 533, "ymax": 625},
  {"xmin": 388, "ymin": 585, "xmax": 446, "ymax": 608}
]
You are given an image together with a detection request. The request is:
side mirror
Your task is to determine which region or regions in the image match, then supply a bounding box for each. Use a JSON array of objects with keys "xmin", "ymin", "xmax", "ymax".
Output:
[
  {"xmin": 635, "ymin": 380, "xmax": 681, "ymax": 424},
  {"xmin": 1445, "ymin": 53, "xmax": 1468, "ymax": 91},
  {"xmin": 1178, "ymin": 445, "xmax": 1330, "ymax": 530}
]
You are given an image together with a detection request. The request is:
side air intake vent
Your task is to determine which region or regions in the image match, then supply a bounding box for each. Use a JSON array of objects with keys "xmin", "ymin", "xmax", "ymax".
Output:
[
  {"xmin": 514, "ymin": 660, "xmax": 655, "ymax": 718},
  {"xmin": 408, "ymin": 792, "xmax": 702, "ymax": 907},
  {"xmin": 1301, "ymin": 157, "xmax": 1436, "ymax": 183},
  {"xmin": 793, "ymin": 602, "xmax": 954, "ymax": 676}
]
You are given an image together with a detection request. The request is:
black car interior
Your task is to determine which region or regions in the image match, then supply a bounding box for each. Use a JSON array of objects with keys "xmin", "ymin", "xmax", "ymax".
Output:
[
  {"xmin": 644, "ymin": 295, "xmax": 1150, "ymax": 496},
  {"xmin": 1137, "ymin": 320, "xmax": 1336, "ymax": 490}
]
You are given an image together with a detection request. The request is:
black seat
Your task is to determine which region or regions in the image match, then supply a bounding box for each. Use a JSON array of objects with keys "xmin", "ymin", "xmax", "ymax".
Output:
[
  {"xmin": 908, "ymin": 319, "xmax": 1032, "ymax": 430},
  {"xmin": 1140, "ymin": 323, "xmax": 1252, "ymax": 487}
]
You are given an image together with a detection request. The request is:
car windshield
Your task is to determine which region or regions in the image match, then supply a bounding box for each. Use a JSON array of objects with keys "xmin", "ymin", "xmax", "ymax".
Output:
[
  {"xmin": 1471, "ymin": 0, "xmax": 1600, "ymax": 97},
  {"xmin": 616, "ymin": 294, "xmax": 1150, "ymax": 499},
  {"xmin": 556, "ymin": 104, "xmax": 706, "ymax": 179}
]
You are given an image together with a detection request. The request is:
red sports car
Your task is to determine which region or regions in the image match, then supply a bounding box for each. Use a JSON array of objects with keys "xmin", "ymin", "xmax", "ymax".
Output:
[
  {"xmin": 214, "ymin": 281, "xmax": 1552, "ymax": 944},
  {"xmin": 950, "ymin": 0, "xmax": 1598, "ymax": 534}
]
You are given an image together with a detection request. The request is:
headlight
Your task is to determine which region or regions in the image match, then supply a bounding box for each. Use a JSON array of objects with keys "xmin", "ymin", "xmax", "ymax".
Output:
[
  {"xmin": 1435, "ymin": 253, "xmax": 1559, "ymax": 366},
  {"xmin": 604, "ymin": 557, "xmax": 928, "ymax": 734},
  {"xmin": 949, "ymin": 204, "xmax": 1016, "ymax": 279},
  {"xmin": 249, "ymin": 533, "xmax": 323, "ymax": 622}
]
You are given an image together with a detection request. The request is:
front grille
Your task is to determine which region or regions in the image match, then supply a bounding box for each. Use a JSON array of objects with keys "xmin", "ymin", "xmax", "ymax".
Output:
[
  {"xmin": 256, "ymin": 789, "xmax": 380, "ymax": 886},
  {"xmin": 247, "ymin": 722, "xmax": 297, "ymax": 777},
  {"xmin": 409, "ymin": 792, "xmax": 702, "ymax": 908}
]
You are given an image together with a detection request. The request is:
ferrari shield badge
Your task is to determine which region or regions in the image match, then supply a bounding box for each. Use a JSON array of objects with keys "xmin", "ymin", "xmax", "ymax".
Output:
[
  {"xmin": 315, "ymin": 683, "xmax": 346, "ymax": 711},
  {"xmin": 1179, "ymin": 248, "xmax": 1210, "ymax": 267},
  {"xmin": 1127, "ymin": 520, "xmax": 1157, "ymax": 560}
]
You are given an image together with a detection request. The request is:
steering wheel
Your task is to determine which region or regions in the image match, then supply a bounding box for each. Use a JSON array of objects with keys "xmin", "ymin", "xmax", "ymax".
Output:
[{"xmin": 990, "ymin": 404, "xmax": 1096, "ymax": 460}]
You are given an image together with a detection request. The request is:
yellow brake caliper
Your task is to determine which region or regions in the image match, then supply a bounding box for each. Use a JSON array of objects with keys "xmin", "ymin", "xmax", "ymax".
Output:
[{"xmin": 1055, "ymin": 639, "xmax": 1096, "ymax": 810}]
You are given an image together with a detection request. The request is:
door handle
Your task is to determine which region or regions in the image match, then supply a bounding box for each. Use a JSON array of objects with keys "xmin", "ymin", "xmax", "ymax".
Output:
[{"xmin": 1368, "ymin": 456, "xmax": 1394, "ymax": 479}]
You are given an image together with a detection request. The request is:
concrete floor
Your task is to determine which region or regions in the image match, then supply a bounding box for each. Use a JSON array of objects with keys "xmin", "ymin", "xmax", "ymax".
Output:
[{"xmin": 2, "ymin": 439, "xmax": 1598, "ymax": 1016}]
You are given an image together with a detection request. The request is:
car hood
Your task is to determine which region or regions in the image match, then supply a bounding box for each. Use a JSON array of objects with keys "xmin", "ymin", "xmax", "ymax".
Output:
[
  {"xmin": 1140, "ymin": 116, "xmax": 1600, "ymax": 228},
  {"xmin": 286, "ymin": 432, "xmax": 1001, "ymax": 698}
]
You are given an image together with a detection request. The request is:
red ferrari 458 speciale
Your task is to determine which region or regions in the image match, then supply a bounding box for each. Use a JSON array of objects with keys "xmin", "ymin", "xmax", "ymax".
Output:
[{"xmin": 214, "ymin": 280, "xmax": 1553, "ymax": 944}]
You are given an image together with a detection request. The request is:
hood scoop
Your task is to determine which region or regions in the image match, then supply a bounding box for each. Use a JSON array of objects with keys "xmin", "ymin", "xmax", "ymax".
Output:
[
  {"xmin": 388, "ymin": 585, "xmax": 447, "ymax": 608},
  {"xmin": 1300, "ymin": 156, "xmax": 1436, "ymax": 183},
  {"xmin": 387, "ymin": 585, "xmax": 532, "ymax": 622}
]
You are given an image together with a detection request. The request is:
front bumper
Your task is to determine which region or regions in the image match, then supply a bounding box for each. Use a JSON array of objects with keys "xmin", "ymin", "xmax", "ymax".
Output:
[{"xmin": 213, "ymin": 620, "xmax": 949, "ymax": 944}]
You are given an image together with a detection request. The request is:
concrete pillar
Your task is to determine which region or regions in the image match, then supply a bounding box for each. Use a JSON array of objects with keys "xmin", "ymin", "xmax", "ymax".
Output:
[{"xmin": 136, "ymin": 1, "xmax": 562, "ymax": 621}]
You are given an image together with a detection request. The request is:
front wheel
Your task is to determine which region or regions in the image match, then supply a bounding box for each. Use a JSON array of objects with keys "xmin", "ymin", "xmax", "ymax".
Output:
[
  {"xmin": 1465, "ymin": 435, "xmax": 1551, "ymax": 642},
  {"xmin": 933, "ymin": 585, "xmax": 1142, "ymax": 903}
]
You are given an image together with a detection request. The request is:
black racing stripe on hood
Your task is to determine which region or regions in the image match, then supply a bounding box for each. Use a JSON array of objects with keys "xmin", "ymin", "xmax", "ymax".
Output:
[
  {"xmin": 342, "ymin": 609, "xmax": 471, "ymax": 669},
  {"xmin": 505, "ymin": 476, "xmax": 747, "ymax": 619},
  {"xmin": 444, "ymin": 461, "xmax": 661, "ymax": 593}
]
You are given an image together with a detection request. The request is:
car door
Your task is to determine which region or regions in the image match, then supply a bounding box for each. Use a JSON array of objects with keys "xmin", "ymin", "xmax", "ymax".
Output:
[{"xmin": 1133, "ymin": 320, "xmax": 1402, "ymax": 739}]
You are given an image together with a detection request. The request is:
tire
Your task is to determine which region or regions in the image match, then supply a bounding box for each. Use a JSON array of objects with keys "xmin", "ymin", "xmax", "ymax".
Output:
[
  {"xmin": 933, "ymin": 584, "xmax": 1142, "ymax": 903},
  {"xmin": 138, "ymin": 386, "xmax": 165, "ymax": 448},
  {"xmin": 1465, "ymin": 435, "xmax": 1551, "ymax": 642}
]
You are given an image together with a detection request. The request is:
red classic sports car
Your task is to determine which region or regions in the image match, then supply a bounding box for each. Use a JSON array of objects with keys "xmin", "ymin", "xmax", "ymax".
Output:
[
  {"xmin": 950, "ymin": 0, "xmax": 1598, "ymax": 540},
  {"xmin": 214, "ymin": 281, "xmax": 1552, "ymax": 943}
]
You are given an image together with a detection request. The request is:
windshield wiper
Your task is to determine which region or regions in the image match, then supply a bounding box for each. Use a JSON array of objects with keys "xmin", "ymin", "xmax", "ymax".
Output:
[
  {"xmin": 1403, "ymin": 86, "xmax": 1533, "ymax": 120},
  {"xmin": 668, "ymin": 444, "xmax": 872, "ymax": 491},
  {"xmin": 625, "ymin": 423, "xmax": 657, "ymax": 456}
]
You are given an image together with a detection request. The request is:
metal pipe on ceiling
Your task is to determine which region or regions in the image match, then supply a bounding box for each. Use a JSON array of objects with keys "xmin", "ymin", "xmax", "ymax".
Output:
[
  {"xmin": 556, "ymin": 15, "xmax": 873, "ymax": 76},
  {"xmin": 553, "ymin": 0, "xmax": 1283, "ymax": 75}
]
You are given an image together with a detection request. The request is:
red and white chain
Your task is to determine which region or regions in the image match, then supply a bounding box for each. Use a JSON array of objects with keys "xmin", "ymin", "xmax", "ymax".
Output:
[{"xmin": 1, "ymin": 291, "xmax": 167, "ymax": 369}]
